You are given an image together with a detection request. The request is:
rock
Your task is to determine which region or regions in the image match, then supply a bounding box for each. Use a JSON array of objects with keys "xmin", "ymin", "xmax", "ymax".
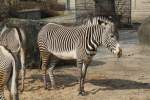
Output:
[{"xmin": 138, "ymin": 16, "xmax": 150, "ymax": 46}]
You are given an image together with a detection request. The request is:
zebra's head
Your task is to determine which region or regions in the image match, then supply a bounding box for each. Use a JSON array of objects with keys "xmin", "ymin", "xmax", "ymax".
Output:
[
  {"xmin": 84, "ymin": 16, "xmax": 122, "ymax": 57},
  {"xmin": 84, "ymin": 16, "xmax": 119, "ymax": 40},
  {"xmin": 99, "ymin": 21, "xmax": 122, "ymax": 58}
]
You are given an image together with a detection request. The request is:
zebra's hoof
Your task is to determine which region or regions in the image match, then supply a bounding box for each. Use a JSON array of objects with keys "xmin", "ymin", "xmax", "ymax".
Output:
[
  {"xmin": 44, "ymin": 83, "xmax": 49, "ymax": 90},
  {"xmin": 78, "ymin": 91, "xmax": 88, "ymax": 96},
  {"xmin": 51, "ymin": 86, "xmax": 57, "ymax": 90}
]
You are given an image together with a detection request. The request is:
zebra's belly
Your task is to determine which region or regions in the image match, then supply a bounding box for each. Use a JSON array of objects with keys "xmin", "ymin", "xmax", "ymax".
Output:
[{"xmin": 51, "ymin": 50, "xmax": 77, "ymax": 60}]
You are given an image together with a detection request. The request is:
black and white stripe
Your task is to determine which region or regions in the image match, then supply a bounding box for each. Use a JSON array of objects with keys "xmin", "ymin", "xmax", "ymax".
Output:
[
  {"xmin": 37, "ymin": 17, "xmax": 122, "ymax": 95},
  {"xmin": 0, "ymin": 45, "xmax": 17, "ymax": 100},
  {"xmin": 0, "ymin": 25, "xmax": 26, "ymax": 92}
]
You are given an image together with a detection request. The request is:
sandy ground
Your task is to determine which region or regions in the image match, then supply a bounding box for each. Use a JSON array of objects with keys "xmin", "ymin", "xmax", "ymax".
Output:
[{"xmin": 4, "ymin": 30, "xmax": 150, "ymax": 100}]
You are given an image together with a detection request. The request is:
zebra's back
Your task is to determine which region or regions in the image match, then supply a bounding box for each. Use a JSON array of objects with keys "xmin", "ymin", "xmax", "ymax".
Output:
[
  {"xmin": 0, "ymin": 28, "xmax": 21, "ymax": 52},
  {"xmin": 0, "ymin": 46, "xmax": 13, "ymax": 97},
  {"xmin": 38, "ymin": 23, "xmax": 87, "ymax": 59}
]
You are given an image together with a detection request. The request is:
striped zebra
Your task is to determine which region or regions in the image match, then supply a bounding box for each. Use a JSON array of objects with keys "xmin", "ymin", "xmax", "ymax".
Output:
[
  {"xmin": 37, "ymin": 17, "xmax": 122, "ymax": 95},
  {"xmin": 0, "ymin": 25, "xmax": 26, "ymax": 92},
  {"xmin": 0, "ymin": 45, "xmax": 18, "ymax": 100}
]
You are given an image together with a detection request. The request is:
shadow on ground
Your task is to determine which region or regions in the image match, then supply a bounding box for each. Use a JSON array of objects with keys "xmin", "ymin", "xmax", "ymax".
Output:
[
  {"xmin": 23, "ymin": 74, "xmax": 78, "ymax": 91},
  {"xmin": 55, "ymin": 60, "xmax": 106, "ymax": 68},
  {"xmin": 23, "ymin": 72, "xmax": 150, "ymax": 93},
  {"xmin": 88, "ymin": 79, "xmax": 150, "ymax": 94}
]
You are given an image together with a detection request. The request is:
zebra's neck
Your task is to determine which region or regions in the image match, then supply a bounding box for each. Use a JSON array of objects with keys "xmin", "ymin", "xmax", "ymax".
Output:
[{"xmin": 85, "ymin": 26, "xmax": 100, "ymax": 56}]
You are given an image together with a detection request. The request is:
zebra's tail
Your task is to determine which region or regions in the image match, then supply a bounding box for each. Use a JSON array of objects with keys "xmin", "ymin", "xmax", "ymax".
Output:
[{"xmin": 11, "ymin": 55, "xmax": 18, "ymax": 100}]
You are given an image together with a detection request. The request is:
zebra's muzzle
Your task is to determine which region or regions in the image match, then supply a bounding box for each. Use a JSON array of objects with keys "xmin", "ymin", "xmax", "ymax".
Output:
[{"xmin": 113, "ymin": 43, "xmax": 122, "ymax": 58}]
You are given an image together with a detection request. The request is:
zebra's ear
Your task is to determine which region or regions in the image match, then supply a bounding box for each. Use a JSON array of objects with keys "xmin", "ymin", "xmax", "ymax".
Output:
[
  {"xmin": 98, "ymin": 20, "xmax": 104, "ymax": 25},
  {"xmin": 108, "ymin": 16, "xmax": 112, "ymax": 20},
  {"xmin": 108, "ymin": 16, "xmax": 114, "ymax": 22}
]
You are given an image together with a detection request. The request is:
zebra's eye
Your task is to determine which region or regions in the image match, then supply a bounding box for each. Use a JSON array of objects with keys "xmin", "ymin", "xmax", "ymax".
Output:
[{"xmin": 110, "ymin": 35, "xmax": 114, "ymax": 38}]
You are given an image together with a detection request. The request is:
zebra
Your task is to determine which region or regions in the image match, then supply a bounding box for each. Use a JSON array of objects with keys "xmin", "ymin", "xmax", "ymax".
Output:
[
  {"xmin": 0, "ymin": 25, "xmax": 26, "ymax": 92},
  {"xmin": 37, "ymin": 17, "xmax": 122, "ymax": 95},
  {"xmin": 0, "ymin": 45, "xmax": 18, "ymax": 100}
]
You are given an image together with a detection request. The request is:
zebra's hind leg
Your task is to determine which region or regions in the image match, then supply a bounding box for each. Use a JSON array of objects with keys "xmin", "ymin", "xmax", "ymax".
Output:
[
  {"xmin": 6, "ymin": 80, "xmax": 11, "ymax": 100},
  {"xmin": 19, "ymin": 48, "xmax": 25, "ymax": 92},
  {"xmin": 48, "ymin": 66, "xmax": 56, "ymax": 89},
  {"xmin": 7, "ymin": 79, "xmax": 17, "ymax": 100},
  {"xmin": 0, "ymin": 81, "xmax": 5, "ymax": 100},
  {"xmin": 48, "ymin": 56, "xmax": 58, "ymax": 89},
  {"xmin": 6, "ymin": 68, "xmax": 12, "ymax": 100},
  {"xmin": 41, "ymin": 52, "xmax": 50, "ymax": 89}
]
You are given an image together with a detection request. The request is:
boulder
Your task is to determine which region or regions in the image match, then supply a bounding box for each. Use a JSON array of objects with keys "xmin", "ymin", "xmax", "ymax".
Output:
[{"xmin": 138, "ymin": 16, "xmax": 150, "ymax": 46}]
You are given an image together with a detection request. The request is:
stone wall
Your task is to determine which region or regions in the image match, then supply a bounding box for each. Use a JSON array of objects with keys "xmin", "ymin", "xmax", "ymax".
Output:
[
  {"xmin": 115, "ymin": 0, "xmax": 131, "ymax": 24},
  {"xmin": 132, "ymin": 0, "xmax": 150, "ymax": 23},
  {"xmin": 0, "ymin": 0, "xmax": 9, "ymax": 21}
]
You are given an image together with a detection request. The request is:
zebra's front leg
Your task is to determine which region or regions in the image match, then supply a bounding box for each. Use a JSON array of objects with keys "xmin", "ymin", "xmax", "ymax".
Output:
[
  {"xmin": 79, "ymin": 63, "xmax": 88, "ymax": 96},
  {"xmin": 20, "ymin": 48, "xmax": 25, "ymax": 92},
  {"xmin": 77, "ymin": 60, "xmax": 88, "ymax": 96}
]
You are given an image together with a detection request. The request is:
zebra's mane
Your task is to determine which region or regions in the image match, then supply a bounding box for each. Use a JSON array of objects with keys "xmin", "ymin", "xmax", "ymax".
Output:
[{"xmin": 83, "ymin": 16, "xmax": 114, "ymax": 26}]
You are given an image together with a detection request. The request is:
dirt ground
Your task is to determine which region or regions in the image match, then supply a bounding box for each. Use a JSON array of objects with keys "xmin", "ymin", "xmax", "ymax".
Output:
[{"xmin": 5, "ymin": 30, "xmax": 150, "ymax": 100}]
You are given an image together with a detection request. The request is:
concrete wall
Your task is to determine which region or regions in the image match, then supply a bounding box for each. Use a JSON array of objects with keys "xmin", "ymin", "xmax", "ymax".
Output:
[
  {"xmin": 115, "ymin": 0, "xmax": 131, "ymax": 24},
  {"xmin": 52, "ymin": 0, "xmax": 150, "ymax": 23},
  {"xmin": 70, "ymin": 0, "xmax": 75, "ymax": 10},
  {"xmin": 132, "ymin": 0, "xmax": 150, "ymax": 23},
  {"xmin": 75, "ymin": 0, "xmax": 95, "ymax": 23},
  {"xmin": 57, "ymin": 0, "xmax": 75, "ymax": 10},
  {"xmin": 57, "ymin": 0, "xmax": 66, "ymax": 4},
  {"xmin": 17, "ymin": 9, "xmax": 41, "ymax": 20},
  {"xmin": 0, "ymin": 0, "xmax": 9, "ymax": 21}
]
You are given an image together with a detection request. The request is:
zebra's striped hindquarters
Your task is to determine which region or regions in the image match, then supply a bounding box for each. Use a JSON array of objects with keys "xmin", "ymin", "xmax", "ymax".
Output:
[{"xmin": 0, "ymin": 46, "xmax": 17, "ymax": 100}]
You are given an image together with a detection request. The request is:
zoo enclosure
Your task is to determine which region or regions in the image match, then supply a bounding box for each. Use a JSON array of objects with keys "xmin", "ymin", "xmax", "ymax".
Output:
[
  {"xmin": 75, "ymin": 0, "xmax": 131, "ymax": 26},
  {"xmin": 0, "ymin": 0, "xmax": 132, "ymax": 67}
]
